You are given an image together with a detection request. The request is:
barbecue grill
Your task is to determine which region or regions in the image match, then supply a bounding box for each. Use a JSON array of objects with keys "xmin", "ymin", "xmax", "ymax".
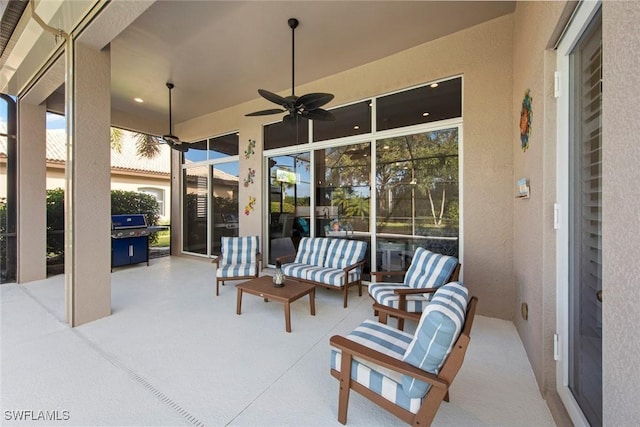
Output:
[{"xmin": 111, "ymin": 214, "xmax": 155, "ymax": 268}]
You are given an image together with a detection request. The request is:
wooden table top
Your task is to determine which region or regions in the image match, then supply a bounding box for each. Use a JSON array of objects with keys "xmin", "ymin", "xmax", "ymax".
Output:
[{"xmin": 235, "ymin": 275, "xmax": 315, "ymax": 301}]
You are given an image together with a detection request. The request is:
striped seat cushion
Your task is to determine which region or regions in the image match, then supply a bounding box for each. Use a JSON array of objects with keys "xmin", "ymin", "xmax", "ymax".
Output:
[
  {"xmin": 404, "ymin": 247, "xmax": 457, "ymax": 290},
  {"xmin": 216, "ymin": 263, "xmax": 257, "ymax": 278},
  {"xmin": 401, "ymin": 282, "xmax": 469, "ymax": 398},
  {"xmin": 280, "ymin": 263, "xmax": 318, "ymax": 280},
  {"xmin": 330, "ymin": 320, "xmax": 423, "ymax": 414},
  {"xmin": 294, "ymin": 237, "xmax": 330, "ymax": 266},
  {"xmin": 368, "ymin": 283, "xmax": 433, "ymax": 312},
  {"xmin": 220, "ymin": 236, "xmax": 259, "ymax": 265},
  {"xmin": 306, "ymin": 266, "xmax": 360, "ymax": 288},
  {"xmin": 324, "ymin": 239, "xmax": 367, "ymax": 270}
]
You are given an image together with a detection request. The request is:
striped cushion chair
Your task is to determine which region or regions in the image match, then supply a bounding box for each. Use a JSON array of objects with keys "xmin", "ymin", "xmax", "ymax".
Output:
[
  {"xmin": 368, "ymin": 247, "xmax": 459, "ymax": 330},
  {"xmin": 330, "ymin": 282, "xmax": 476, "ymax": 426},
  {"xmin": 307, "ymin": 239, "xmax": 368, "ymax": 307},
  {"xmin": 211, "ymin": 236, "xmax": 261, "ymax": 296},
  {"xmin": 280, "ymin": 237, "xmax": 330, "ymax": 282}
]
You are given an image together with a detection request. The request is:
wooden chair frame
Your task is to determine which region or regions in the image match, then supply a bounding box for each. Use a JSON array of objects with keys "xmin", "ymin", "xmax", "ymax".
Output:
[
  {"xmin": 371, "ymin": 263, "xmax": 461, "ymax": 330},
  {"xmin": 330, "ymin": 296, "xmax": 477, "ymax": 427},
  {"xmin": 212, "ymin": 252, "xmax": 262, "ymax": 296}
]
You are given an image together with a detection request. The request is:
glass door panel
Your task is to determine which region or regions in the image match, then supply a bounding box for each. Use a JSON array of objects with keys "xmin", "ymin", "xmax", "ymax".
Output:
[
  {"xmin": 267, "ymin": 152, "xmax": 311, "ymax": 264},
  {"xmin": 315, "ymin": 143, "xmax": 371, "ymax": 276},
  {"xmin": 569, "ymin": 14, "xmax": 602, "ymax": 426},
  {"xmin": 210, "ymin": 162, "xmax": 239, "ymax": 256},
  {"xmin": 183, "ymin": 166, "xmax": 208, "ymax": 255},
  {"xmin": 376, "ymin": 129, "xmax": 459, "ymax": 280}
]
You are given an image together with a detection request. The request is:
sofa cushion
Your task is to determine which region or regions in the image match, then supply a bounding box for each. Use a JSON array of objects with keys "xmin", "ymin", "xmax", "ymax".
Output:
[
  {"xmin": 404, "ymin": 247, "xmax": 457, "ymax": 290},
  {"xmin": 330, "ymin": 320, "xmax": 422, "ymax": 414},
  {"xmin": 401, "ymin": 282, "xmax": 469, "ymax": 398},
  {"xmin": 306, "ymin": 267, "xmax": 360, "ymax": 288},
  {"xmin": 323, "ymin": 239, "xmax": 367, "ymax": 270},
  {"xmin": 220, "ymin": 236, "xmax": 258, "ymax": 265},
  {"xmin": 368, "ymin": 283, "xmax": 433, "ymax": 312},
  {"xmin": 280, "ymin": 263, "xmax": 317, "ymax": 281},
  {"xmin": 294, "ymin": 237, "xmax": 330, "ymax": 266}
]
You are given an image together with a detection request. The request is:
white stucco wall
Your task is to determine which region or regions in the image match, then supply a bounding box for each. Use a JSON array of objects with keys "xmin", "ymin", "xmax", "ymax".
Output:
[
  {"xmin": 179, "ymin": 15, "xmax": 516, "ymax": 320},
  {"xmin": 602, "ymin": 1, "xmax": 640, "ymax": 423}
]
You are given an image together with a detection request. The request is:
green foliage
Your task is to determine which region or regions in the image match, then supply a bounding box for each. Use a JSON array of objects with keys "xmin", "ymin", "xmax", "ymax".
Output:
[
  {"xmin": 46, "ymin": 188, "xmax": 65, "ymax": 255},
  {"xmin": 135, "ymin": 133, "xmax": 161, "ymax": 159},
  {"xmin": 110, "ymin": 127, "xmax": 123, "ymax": 153},
  {"xmin": 111, "ymin": 190, "xmax": 160, "ymax": 227}
]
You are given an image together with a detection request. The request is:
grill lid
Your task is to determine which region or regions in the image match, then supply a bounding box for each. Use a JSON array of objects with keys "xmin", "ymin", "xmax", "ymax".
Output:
[{"xmin": 111, "ymin": 214, "xmax": 147, "ymax": 229}]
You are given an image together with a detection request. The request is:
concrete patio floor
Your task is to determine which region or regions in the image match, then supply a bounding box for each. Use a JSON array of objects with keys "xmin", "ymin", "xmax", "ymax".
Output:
[{"xmin": 1, "ymin": 256, "xmax": 555, "ymax": 426}]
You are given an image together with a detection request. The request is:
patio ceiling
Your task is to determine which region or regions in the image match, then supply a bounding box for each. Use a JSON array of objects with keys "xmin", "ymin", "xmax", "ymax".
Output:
[{"xmin": 107, "ymin": 1, "xmax": 515, "ymax": 129}]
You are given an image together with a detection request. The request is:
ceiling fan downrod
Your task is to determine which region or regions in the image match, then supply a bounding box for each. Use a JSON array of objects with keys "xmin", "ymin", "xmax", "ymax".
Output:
[
  {"xmin": 166, "ymin": 82, "xmax": 175, "ymax": 135},
  {"xmin": 289, "ymin": 18, "xmax": 298, "ymax": 98}
]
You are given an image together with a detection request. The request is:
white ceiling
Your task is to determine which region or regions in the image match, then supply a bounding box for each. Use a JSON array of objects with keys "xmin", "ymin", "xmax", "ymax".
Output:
[{"xmin": 105, "ymin": 1, "xmax": 515, "ymax": 126}]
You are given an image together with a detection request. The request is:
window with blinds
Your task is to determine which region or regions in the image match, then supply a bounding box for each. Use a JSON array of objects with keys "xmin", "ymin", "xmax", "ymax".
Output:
[{"xmin": 568, "ymin": 13, "xmax": 602, "ymax": 427}]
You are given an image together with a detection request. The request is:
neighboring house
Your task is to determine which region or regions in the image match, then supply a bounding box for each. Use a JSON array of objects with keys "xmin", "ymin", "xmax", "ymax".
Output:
[{"xmin": 0, "ymin": 126, "xmax": 171, "ymax": 221}]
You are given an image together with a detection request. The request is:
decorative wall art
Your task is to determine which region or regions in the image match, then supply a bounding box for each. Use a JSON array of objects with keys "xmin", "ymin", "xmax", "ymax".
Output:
[
  {"xmin": 244, "ymin": 196, "xmax": 256, "ymax": 215},
  {"xmin": 520, "ymin": 89, "xmax": 532, "ymax": 151},
  {"xmin": 244, "ymin": 139, "xmax": 256, "ymax": 159},
  {"xmin": 243, "ymin": 168, "xmax": 256, "ymax": 187}
]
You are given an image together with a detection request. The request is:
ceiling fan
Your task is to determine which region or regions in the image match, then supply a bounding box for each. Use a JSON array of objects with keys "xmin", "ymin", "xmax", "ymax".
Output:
[
  {"xmin": 161, "ymin": 82, "xmax": 188, "ymax": 152},
  {"xmin": 246, "ymin": 18, "xmax": 336, "ymax": 124}
]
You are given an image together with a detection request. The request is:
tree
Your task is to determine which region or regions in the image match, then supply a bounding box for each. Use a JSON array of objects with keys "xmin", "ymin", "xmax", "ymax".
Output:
[
  {"xmin": 135, "ymin": 133, "xmax": 162, "ymax": 159},
  {"xmin": 110, "ymin": 126, "xmax": 162, "ymax": 159},
  {"xmin": 376, "ymin": 129, "xmax": 459, "ymax": 231}
]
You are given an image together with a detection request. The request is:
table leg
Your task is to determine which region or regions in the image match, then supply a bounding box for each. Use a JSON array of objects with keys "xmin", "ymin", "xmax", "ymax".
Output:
[
  {"xmin": 310, "ymin": 288, "xmax": 316, "ymax": 316},
  {"xmin": 284, "ymin": 302, "xmax": 291, "ymax": 333},
  {"xmin": 236, "ymin": 289, "xmax": 243, "ymax": 315}
]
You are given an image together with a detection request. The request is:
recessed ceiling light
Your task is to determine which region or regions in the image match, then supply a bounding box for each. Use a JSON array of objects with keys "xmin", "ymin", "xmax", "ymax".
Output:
[
  {"xmin": 430, "ymin": 83, "xmax": 439, "ymax": 88},
  {"xmin": 134, "ymin": 97, "xmax": 144, "ymax": 103},
  {"xmin": 353, "ymin": 125, "xmax": 360, "ymax": 130},
  {"xmin": 422, "ymin": 112, "xmax": 430, "ymax": 117}
]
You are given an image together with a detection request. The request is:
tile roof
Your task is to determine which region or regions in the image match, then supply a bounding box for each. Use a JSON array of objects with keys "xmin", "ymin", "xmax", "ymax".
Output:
[{"xmin": 1, "ymin": 124, "xmax": 170, "ymax": 175}]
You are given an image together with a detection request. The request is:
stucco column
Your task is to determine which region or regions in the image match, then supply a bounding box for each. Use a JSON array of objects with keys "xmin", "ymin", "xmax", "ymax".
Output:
[
  {"xmin": 16, "ymin": 102, "xmax": 47, "ymax": 283},
  {"xmin": 65, "ymin": 42, "xmax": 111, "ymax": 326}
]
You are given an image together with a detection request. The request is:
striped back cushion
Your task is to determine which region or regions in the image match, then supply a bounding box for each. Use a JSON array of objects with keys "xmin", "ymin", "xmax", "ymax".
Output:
[
  {"xmin": 400, "ymin": 282, "xmax": 469, "ymax": 398},
  {"xmin": 220, "ymin": 236, "xmax": 258, "ymax": 265},
  {"xmin": 404, "ymin": 247, "xmax": 458, "ymax": 290},
  {"xmin": 294, "ymin": 237, "xmax": 330, "ymax": 266},
  {"xmin": 323, "ymin": 239, "xmax": 367, "ymax": 270}
]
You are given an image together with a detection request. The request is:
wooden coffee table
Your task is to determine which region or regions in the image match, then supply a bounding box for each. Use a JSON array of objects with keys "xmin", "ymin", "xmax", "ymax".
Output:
[{"xmin": 235, "ymin": 275, "xmax": 316, "ymax": 333}]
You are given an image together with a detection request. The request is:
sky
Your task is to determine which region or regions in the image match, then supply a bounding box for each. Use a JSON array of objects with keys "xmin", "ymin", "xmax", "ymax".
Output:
[{"xmin": 0, "ymin": 108, "xmax": 66, "ymax": 130}]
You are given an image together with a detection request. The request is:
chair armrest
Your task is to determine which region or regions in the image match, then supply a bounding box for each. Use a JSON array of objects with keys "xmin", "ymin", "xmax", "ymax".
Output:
[
  {"xmin": 372, "ymin": 302, "xmax": 421, "ymax": 323},
  {"xmin": 211, "ymin": 255, "xmax": 222, "ymax": 266},
  {"xmin": 276, "ymin": 253, "xmax": 296, "ymax": 264},
  {"xmin": 394, "ymin": 288, "xmax": 437, "ymax": 296},
  {"xmin": 343, "ymin": 259, "xmax": 366, "ymax": 273},
  {"xmin": 329, "ymin": 335, "xmax": 448, "ymax": 389},
  {"xmin": 371, "ymin": 270, "xmax": 407, "ymax": 280},
  {"xmin": 256, "ymin": 253, "xmax": 263, "ymax": 271}
]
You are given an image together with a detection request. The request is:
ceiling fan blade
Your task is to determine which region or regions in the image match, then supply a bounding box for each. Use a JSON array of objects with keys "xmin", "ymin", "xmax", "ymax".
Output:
[
  {"xmin": 258, "ymin": 89, "xmax": 290, "ymax": 107},
  {"xmin": 296, "ymin": 93, "xmax": 334, "ymax": 110},
  {"xmin": 167, "ymin": 141, "xmax": 188, "ymax": 152},
  {"xmin": 245, "ymin": 108, "xmax": 286, "ymax": 117},
  {"xmin": 303, "ymin": 108, "xmax": 336, "ymax": 121},
  {"xmin": 173, "ymin": 144, "xmax": 189, "ymax": 153},
  {"xmin": 162, "ymin": 134, "xmax": 181, "ymax": 145}
]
